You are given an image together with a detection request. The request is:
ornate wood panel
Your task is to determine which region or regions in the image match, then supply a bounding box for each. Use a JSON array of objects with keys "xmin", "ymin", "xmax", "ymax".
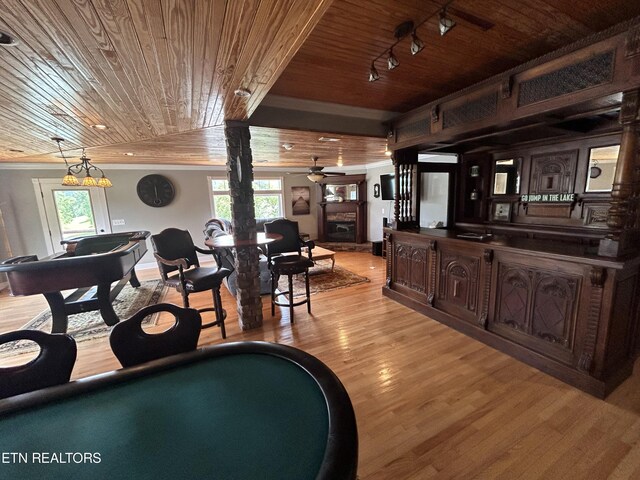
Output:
[
  {"xmin": 529, "ymin": 150, "xmax": 578, "ymax": 195},
  {"xmin": 491, "ymin": 261, "xmax": 581, "ymax": 363},
  {"xmin": 435, "ymin": 249, "xmax": 481, "ymax": 322},
  {"xmin": 392, "ymin": 242, "xmax": 427, "ymax": 297}
]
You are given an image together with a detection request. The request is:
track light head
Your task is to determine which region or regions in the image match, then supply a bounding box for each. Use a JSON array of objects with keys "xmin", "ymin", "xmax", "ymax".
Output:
[
  {"xmin": 368, "ymin": 62, "xmax": 380, "ymax": 82},
  {"xmin": 439, "ymin": 9, "xmax": 456, "ymax": 36},
  {"xmin": 387, "ymin": 49, "xmax": 399, "ymax": 70},
  {"xmin": 410, "ymin": 31, "xmax": 424, "ymax": 55}
]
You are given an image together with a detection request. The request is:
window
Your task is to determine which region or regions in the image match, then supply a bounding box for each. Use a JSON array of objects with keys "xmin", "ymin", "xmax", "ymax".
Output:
[{"xmin": 209, "ymin": 177, "xmax": 283, "ymax": 220}]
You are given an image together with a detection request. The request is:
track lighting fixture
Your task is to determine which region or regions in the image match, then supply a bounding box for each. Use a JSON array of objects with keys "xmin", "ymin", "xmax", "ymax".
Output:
[
  {"xmin": 367, "ymin": 1, "xmax": 475, "ymax": 82},
  {"xmin": 410, "ymin": 31, "xmax": 424, "ymax": 55},
  {"xmin": 387, "ymin": 49, "xmax": 399, "ymax": 70},
  {"xmin": 438, "ymin": 9, "xmax": 456, "ymax": 36},
  {"xmin": 369, "ymin": 62, "xmax": 380, "ymax": 82}
]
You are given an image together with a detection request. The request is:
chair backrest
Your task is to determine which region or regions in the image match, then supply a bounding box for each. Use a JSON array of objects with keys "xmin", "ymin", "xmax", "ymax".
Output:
[
  {"xmin": 109, "ymin": 303, "xmax": 202, "ymax": 368},
  {"xmin": 151, "ymin": 228, "xmax": 200, "ymax": 279},
  {"xmin": 264, "ymin": 219, "xmax": 302, "ymax": 257},
  {"xmin": 0, "ymin": 330, "xmax": 77, "ymax": 399}
]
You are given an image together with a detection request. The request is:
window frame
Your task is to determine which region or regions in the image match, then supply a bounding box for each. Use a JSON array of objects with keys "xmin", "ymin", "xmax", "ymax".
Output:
[{"xmin": 207, "ymin": 176, "xmax": 284, "ymax": 220}]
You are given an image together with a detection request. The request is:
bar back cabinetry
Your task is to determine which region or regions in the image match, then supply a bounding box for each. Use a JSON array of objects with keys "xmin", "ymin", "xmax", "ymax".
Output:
[{"xmin": 383, "ymin": 228, "xmax": 640, "ymax": 397}]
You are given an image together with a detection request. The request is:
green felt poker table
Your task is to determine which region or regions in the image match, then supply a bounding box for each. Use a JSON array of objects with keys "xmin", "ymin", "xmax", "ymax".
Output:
[{"xmin": 0, "ymin": 341, "xmax": 358, "ymax": 480}]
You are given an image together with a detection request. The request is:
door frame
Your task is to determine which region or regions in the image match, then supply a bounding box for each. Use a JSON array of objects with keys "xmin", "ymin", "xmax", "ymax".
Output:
[{"xmin": 32, "ymin": 179, "xmax": 111, "ymax": 255}]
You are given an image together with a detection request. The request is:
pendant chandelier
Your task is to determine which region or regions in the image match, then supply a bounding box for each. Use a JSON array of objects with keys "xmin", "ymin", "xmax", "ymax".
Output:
[{"xmin": 53, "ymin": 137, "xmax": 112, "ymax": 188}]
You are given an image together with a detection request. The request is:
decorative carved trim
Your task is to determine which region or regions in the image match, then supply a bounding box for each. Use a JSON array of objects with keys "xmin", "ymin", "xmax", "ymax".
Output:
[
  {"xmin": 620, "ymin": 90, "xmax": 640, "ymax": 123},
  {"xmin": 431, "ymin": 105, "xmax": 439, "ymax": 123},
  {"xmin": 479, "ymin": 249, "xmax": 493, "ymax": 327},
  {"xmin": 583, "ymin": 204, "xmax": 610, "ymax": 227},
  {"xmin": 626, "ymin": 25, "xmax": 640, "ymax": 58},
  {"xmin": 578, "ymin": 267, "xmax": 606, "ymax": 372},
  {"xmin": 396, "ymin": 118, "xmax": 430, "ymax": 142},
  {"xmin": 427, "ymin": 241, "xmax": 437, "ymax": 306},
  {"xmin": 443, "ymin": 92, "xmax": 498, "ymax": 129},
  {"xmin": 501, "ymin": 76, "xmax": 513, "ymax": 99},
  {"xmin": 517, "ymin": 51, "xmax": 614, "ymax": 107},
  {"xmin": 385, "ymin": 234, "xmax": 392, "ymax": 287}
]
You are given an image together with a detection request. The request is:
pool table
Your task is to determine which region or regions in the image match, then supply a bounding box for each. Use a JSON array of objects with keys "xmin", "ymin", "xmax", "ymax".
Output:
[
  {"xmin": 0, "ymin": 231, "xmax": 149, "ymax": 333},
  {"xmin": 0, "ymin": 342, "xmax": 358, "ymax": 480}
]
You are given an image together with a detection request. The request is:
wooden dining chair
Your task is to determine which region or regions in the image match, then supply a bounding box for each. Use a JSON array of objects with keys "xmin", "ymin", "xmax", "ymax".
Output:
[
  {"xmin": 0, "ymin": 330, "xmax": 77, "ymax": 399},
  {"xmin": 109, "ymin": 303, "xmax": 202, "ymax": 367},
  {"xmin": 151, "ymin": 228, "xmax": 231, "ymax": 338}
]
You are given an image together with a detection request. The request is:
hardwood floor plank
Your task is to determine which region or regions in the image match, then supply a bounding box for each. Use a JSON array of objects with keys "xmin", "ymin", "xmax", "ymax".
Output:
[{"xmin": 1, "ymin": 251, "xmax": 640, "ymax": 479}]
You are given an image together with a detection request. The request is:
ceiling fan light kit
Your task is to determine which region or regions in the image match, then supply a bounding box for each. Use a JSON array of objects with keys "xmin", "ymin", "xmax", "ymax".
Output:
[{"xmin": 306, "ymin": 155, "xmax": 346, "ymax": 182}]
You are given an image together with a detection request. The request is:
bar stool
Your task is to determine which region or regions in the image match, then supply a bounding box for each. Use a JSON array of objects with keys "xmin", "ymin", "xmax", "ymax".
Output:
[{"xmin": 264, "ymin": 219, "xmax": 315, "ymax": 323}]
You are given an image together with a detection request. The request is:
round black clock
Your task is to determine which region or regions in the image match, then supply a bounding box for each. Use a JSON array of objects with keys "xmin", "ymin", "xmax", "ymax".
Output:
[{"xmin": 136, "ymin": 174, "xmax": 175, "ymax": 207}]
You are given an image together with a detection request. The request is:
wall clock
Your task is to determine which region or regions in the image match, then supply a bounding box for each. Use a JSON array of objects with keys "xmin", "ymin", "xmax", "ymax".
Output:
[{"xmin": 136, "ymin": 174, "xmax": 175, "ymax": 207}]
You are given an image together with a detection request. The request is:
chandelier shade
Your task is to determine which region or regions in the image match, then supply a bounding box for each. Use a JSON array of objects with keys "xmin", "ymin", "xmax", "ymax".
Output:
[{"xmin": 53, "ymin": 137, "xmax": 112, "ymax": 188}]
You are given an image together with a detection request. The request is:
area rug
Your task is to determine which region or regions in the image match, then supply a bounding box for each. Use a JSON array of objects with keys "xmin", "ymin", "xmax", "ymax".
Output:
[
  {"xmin": 277, "ymin": 263, "xmax": 369, "ymax": 298},
  {"xmin": 0, "ymin": 280, "xmax": 166, "ymax": 357}
]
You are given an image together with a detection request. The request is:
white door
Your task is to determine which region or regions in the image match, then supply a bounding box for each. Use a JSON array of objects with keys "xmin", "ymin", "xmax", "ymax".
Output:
[{"xmin": 33, "ymin": 179, "xmax": 111, "ymax": 254}]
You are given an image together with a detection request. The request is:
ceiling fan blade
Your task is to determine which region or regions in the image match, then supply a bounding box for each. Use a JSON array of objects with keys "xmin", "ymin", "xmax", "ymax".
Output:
[
  {"xmin": 323, "ymin": 172, "xmax": 346, "ymax": 176},
  {"xmin": 447, "ymin": 7, "xmax": 494, "ymax": 31}
]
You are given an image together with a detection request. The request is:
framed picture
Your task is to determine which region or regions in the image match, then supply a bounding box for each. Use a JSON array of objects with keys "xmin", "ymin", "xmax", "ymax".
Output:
[
  {"xmin": 492, "ymin": 201, "xmax": 512, "ymax": 222},
  {"xmin": 291, "ymin": 186, "xmax": 310, "ymax": 215}
]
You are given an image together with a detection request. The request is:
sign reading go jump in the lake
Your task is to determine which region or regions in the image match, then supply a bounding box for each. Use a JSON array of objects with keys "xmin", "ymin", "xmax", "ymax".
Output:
[{"xmin": 521, "ymin": 193, "xmax": 576, "ymax": 202}]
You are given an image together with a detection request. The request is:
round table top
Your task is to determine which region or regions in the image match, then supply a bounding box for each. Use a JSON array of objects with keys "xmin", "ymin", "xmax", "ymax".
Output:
[{"xmin": 204, "ymin": 232, "xmax": 283, "ymax": 249}]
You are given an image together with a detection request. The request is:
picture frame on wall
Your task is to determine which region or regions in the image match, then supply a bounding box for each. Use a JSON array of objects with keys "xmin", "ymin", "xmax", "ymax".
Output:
[
  {"xmin": 291, "ymin": 186, "xmax": 310, "ymax": 215},
  {"xmin": 491, "ymin": 201, "xmax": 512, "ymax": 222}
]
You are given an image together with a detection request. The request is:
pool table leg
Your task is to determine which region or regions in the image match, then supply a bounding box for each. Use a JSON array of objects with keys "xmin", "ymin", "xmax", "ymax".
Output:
[
  {"xmin": 43, "ymin": 291, "xmax": 69, "ymax": 334},
  {"xmin": 97, "ymin": 283, "xmax": 120, "ymax": 326}
]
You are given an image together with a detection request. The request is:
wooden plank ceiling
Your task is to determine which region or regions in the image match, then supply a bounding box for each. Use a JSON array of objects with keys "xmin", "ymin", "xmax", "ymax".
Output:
[
  {"xmin": 0, "ymin": 0, "xmax": 335, "ymax": 164},
  {"xmin": 271, "ymin": 0, "xmax": 640, "ymax": 112},
  {"xmin": 1, "ymin": 0, "xmax": 639, "ymax": 167}
]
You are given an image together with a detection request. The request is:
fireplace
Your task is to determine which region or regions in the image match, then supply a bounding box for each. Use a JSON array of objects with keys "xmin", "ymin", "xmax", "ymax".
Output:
[
  {"xmin": 326, "ymin": 213, "xmax": 357, "ymax": 242},
  {"xmin": 316, "ymin": 175, "xmax": 367, "ymax": 243}
]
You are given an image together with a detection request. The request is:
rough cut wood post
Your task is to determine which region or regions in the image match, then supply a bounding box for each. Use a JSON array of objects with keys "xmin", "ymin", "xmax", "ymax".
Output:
[{"xmin": 224, "ymin": 121, "xmax": 263, "ymax": 330}]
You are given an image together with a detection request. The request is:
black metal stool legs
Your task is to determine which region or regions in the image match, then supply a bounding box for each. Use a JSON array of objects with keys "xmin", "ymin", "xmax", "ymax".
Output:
[{"xmin": 305, "ymin": 268, "xmax": 311, "ymax": 314}]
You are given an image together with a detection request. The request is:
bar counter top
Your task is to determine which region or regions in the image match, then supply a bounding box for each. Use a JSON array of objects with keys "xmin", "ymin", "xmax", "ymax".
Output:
[{"xmin": 384, "ymin": 227, "xmax": 639, "ymax": 269}]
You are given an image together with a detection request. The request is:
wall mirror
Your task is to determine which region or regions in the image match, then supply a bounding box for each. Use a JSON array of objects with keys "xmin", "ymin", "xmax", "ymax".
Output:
[
  {"xmin": 585, "ymin": 145, "xmax": 619, "ymax": 192},
  {"xmin": 324, "ymin": 183, "xmax": 357, "ymax": 202},
  {"xmin": 492, "ymin": 158, "xmax": 521, "ymax": 195}
]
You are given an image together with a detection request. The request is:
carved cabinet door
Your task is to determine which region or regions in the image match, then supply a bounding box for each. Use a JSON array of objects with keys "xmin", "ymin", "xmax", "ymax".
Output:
[
  {"xmin": 434, "ymin": 247, "xmax": 483, "ymax": 323},
  {"xmin": 488, "ymin": 255, "xmax": 582, "ymax": 365},
  {"xmin": 392, "ymin": 240, "xmax": 428, "ymax": 301}
]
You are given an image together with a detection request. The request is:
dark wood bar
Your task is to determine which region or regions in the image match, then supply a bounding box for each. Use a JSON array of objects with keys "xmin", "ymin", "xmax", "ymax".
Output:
[
  {"xmin": 384, "ymin": 18, "xmax": 640, "ymax": 397},
  {"xmin": 383, "ymin": 228, "xmax": 639, "ymax": 397}
]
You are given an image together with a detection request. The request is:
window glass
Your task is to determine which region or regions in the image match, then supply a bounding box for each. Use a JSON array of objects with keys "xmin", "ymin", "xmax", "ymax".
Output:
[{"xmin": 209, "ymin": 177, "xmax": 283, "ymax": 220}]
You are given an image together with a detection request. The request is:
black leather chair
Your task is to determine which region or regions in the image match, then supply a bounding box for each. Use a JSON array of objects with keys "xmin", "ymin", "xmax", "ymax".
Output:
[
  {"xmin": 151, "ymin": 228, "xmax": 231, "ymax": 339},
  {"xmin": 110, "ymin": 303, "xmax": 201, "ymax": 367},
  {"xmin": 264, "ymin": 219, "xmax": 315, "ymax": 323},
  {"xmin": 0, "ymin": 330, "xmax": 77, "ymax": 399}
]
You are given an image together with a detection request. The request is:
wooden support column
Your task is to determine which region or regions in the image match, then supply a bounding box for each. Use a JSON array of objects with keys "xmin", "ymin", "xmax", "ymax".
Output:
[
  {"xmin": 224, "ymin": 121, "xmax": 263, "ymax": 330},
  {"xmin": 599, "ymin": 90, "xmax": 640, "ymax": 257}
]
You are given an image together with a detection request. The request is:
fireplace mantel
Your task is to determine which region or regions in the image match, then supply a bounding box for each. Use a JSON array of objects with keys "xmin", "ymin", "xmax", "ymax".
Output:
[{"xmin": 316, "ymin": 175, "xmax": 367, "ymax": 243}]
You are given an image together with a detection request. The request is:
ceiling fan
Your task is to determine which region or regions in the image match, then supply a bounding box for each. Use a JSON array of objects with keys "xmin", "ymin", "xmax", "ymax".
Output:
[{"xmin": 306, "ymin": 156, "xmax": 346, "ymax": 182}]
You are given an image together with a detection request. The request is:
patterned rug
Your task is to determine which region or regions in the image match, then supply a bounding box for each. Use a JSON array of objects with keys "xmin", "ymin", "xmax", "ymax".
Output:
[
  {"xmin": 277, "ymin": 262, "xmax": 369, "ymax": 298},
  {"xmin": 0, "ymin": 280, "xmax": 166, "ymax": 357}
]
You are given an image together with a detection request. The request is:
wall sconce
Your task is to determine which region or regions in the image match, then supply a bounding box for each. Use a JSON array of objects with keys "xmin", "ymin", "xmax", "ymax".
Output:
[{"xmin": 469, "ymin": 165, "xmax": 480, "ymax": 177}]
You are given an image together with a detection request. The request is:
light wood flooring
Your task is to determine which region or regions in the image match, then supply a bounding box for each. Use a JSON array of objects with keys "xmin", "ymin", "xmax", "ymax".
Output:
[{"xmin": 2, "ymin": 251, "xmax": 640, "ymax": 479}]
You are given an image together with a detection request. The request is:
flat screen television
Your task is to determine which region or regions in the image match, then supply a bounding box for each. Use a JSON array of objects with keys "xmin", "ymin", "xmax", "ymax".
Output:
[{"xmin": 380, "ymin": 174, "xmax": 395, "ymax": 200}]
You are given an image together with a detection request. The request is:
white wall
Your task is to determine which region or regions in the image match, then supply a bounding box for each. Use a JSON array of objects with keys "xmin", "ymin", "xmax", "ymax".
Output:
[
  {"xmin": 0, "ymin": 166, "xmax": 318, "ymax": 265},
  {"xmin": 366, "ymin": 161, "xmax": 395, "ymax": 242}
]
